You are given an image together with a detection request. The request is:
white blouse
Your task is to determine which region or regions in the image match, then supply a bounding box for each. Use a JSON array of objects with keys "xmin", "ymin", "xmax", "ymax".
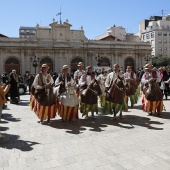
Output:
[{"xmin": 33, "ymin": 74, "xmax": 54, "ymax": 89}]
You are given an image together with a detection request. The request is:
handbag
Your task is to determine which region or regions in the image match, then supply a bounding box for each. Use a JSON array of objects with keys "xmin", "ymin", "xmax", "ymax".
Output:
[{"xmin": 160, "ymin": 81, "xmax": 165, "ymax": 90}]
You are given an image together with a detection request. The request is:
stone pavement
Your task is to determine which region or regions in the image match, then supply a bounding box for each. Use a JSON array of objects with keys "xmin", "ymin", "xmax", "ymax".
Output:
[{"xmin": 0, "ymin": 93, "xmax": 170, "ymax": 170}]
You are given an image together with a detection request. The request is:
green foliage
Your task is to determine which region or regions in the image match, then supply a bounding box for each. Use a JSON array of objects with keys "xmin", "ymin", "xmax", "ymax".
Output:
[{"xmin": 152, "ymin": 56, "xmax": 170, "ymax": 67}]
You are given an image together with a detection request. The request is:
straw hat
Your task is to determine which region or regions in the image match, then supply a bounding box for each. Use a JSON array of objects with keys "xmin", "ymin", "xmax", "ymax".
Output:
[
  {"xmin": 127, "ymin": 66, "xmax": 132, "ymax": 69},
  {"xmin": 144, "ymin": 63, "xmax": 152, "ymax": 69},
  {"xmin": 77, "ymin": 62, "xmax": 83, "ymax": 67},
  {"xmin": 62, "ymin": 65, "xmax": 69, "ymax": 70},
  {"xmin": 113, "ymin": 64, "xmax": 119, "ymax": 68},
  {"xmin": 86, "ymin": 66, "xmax": 91, "ymax": 70},
  {"xmin": 41, "ymin": 64, "xmax": 49, "ymax": 69}
]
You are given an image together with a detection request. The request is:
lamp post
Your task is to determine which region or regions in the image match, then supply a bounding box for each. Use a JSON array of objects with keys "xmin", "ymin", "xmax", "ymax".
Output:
[
  {"xmin": 145, "ymin": 56, "xmax": 151, "ymax": 64},
  {"xmin": 30, "ymin": 56, "xmax": 40, "ymax": 74},
  {"xmin": 95, "ymin": 55, "xmax": 103, "ymax": 66}
]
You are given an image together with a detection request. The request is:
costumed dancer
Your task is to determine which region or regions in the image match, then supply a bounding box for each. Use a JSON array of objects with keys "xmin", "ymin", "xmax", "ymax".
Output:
[
  {"xmin": 55, "ymin": 65, "xmax": 79, "ymax": 121},
  {"xmin": 97, "ymin": 68, "xmax": 108, "ymax": 107},
  {"xmin": 30, "ymin": 64, "xmax": 57, "ymax": 124},
  {"xmin": 141, "ymin": 63, "xmax": 163, "ymax": 116},
  {"xmin": 159, "ymin": 67, "xmax": 169, "ymax": 100},
  {"xmin": 124, "ymin": 66, "xmax": 138, "ymax": 108},
  {"xmin": 9, "ymin": 70, "xmax": 19, "ymax": 104},
  {"xmin": 74, "ymin": 62, "xmax": 85, "ymax": 97},
  {"xmin": 104, "ymin": 64, "xmax": 126, "ymax": 120},
  {"xmin": 79, "ymin": 66, "xmax": 98, "ymax": 118},
  {"xmin": 0, "ymin": 83, "xmax": 10, "ymax": 140},
  {"xmin": 0, "ymin": 83, "xmax": 11, "ymax": 122}
]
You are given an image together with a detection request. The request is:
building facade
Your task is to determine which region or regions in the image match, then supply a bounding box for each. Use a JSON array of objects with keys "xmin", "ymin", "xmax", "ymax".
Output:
[
  {"xmin": 140, "ymin": 14, "xmax": 170, "ymax": 57},
  {"xmin": 19, "ymin": 26, "xmax": 36, "ymax": 38},
  {"xmin": 0, "ymin": 20, "xmax": 151, "ymax": 76}
]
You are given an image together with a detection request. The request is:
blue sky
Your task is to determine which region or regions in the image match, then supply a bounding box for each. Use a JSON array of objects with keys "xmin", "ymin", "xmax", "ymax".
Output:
[{"xmin": 0, "ymin": 0, "xmax": 170, "ymax": 39}]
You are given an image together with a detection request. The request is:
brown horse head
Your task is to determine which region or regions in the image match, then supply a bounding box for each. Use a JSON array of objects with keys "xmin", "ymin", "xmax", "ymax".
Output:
[
  {"xmin": 143, "ymin": 78, "xmax": 163, "ymax": 101},
  {"xmin": 35, "ymin": 87, "xmax": 57, "ymax": 106},
  {"xmin": 125, "ymin": 79, "xmax": 137, "ymax": 96},
  {"xmin": 90, "ymin": 79, "xmax": 102, "ymax": 96},
  {"xmin": 106, "ymin": 76, "xmax": 126, "ymax": 104},
  {"xmin": 81, "ymin": 79, "xmax": 102, "ymax": 104}
]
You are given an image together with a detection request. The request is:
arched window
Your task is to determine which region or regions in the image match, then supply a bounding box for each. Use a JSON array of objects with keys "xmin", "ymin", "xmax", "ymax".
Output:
[
  {"xmin": 5, "ymin": 57, "xmax": 20, "ymax": 73},
  {"xmin": 40, "ymin": 57, "xmax": 53, "ymax": 72},
  {"xmin": 70, "ymin": 57, "xmax": 83, "ymax": 73},
  {"xmin": 6, "ymin": 58, "xmax": 20, "ymax": 64},
  {"xmin": 124, "ymin": 57, "xmax": 135, "ymax": 71},
  {"xmin": 100, "ymin": 57, "xmax": 110, "ymax": 66}
]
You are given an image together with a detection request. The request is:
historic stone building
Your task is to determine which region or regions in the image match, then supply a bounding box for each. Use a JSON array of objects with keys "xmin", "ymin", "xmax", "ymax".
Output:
[{"xmin": 0, "ymin": 19, "xmax": 151, "ymax": 76}]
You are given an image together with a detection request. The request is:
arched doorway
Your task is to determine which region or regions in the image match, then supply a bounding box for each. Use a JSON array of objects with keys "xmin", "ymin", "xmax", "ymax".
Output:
[
  {"xmin": 124, "ymin": 57, "xmax": 135, "ymax": 71},
  {"xmin": 100, "ymin": 57, "xmax": 110, "ymax": 66},
  {"xmin": 5, "ymin": 57, "xmax": 20, "ymax": 74},
  {"xmin": 70, "ymin": 57, "xmax": 83, "ymax": 73},
  {"xmin": 40, "ymin": 58, "xmax": 53, "ymax": 73}
]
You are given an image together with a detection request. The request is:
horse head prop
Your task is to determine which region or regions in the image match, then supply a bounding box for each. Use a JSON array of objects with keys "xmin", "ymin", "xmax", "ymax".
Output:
[
  {"xmin": 57, "ymin": 83, "xmax": 79, "ymax": 107},
  {"xmin": 98, "ymin": 78, "xmax": 106, "ymax": 96},
  {"xmin": 81, "ymin": 79, "xmax": 102, "ymax": 105},
  {"xmin": 143, "ymin": 78, "xmax": 163, "ymax": 101},
  {"xmin": 106, "ymin": 75, "xmax": 126, "ymax": 104},
  {"xmin": 125, "ymin": 79, "xmax": 137, "ymax": 96},
  {"xmin": 34, "ymin": 85, "xmax": 57, "ymax": 106}
]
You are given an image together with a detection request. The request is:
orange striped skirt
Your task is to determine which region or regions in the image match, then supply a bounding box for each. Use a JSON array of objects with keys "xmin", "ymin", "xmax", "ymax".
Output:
[
  {"xmin": 142, "ymin": 93, "xmax": 163, "ymax": 113},
  {"xmin": 58, "ymin": 103, "xmax": 79, "ymax": 120},
  {"xmin": 30, "ymin": 94, "xmax": 58, "ymax": 120}
]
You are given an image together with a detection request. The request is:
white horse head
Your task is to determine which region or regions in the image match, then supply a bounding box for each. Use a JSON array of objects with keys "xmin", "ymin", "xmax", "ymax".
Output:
[
  {"xmin": 53, "ymin": 86, "xmax": 60, "ymax": 96},
  {"xmin": 58, "ymin": 83, "xmax": 79, "ymax": 107},
  {"xmin": 97, "ymin": 78, "xmax": 106, "ymax": 96}
]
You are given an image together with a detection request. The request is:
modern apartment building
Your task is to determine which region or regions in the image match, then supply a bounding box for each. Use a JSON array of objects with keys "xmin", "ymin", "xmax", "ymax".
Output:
[
  {"xmin": 140, "ymin": 14, "xmax": 170, "ymax": 57},
  {"xmin": 95, "ymin": 25, "xmax": 140, "ymax": 42},
  {"xmin": 19, "ymin": 26, "xmax": 36, "ymax": 38}
]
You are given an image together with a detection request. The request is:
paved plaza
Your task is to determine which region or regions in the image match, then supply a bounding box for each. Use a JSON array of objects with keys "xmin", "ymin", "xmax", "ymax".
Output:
[{"xmin": 0, "ymin": 93, "xmax": 170, "ymax": 170}]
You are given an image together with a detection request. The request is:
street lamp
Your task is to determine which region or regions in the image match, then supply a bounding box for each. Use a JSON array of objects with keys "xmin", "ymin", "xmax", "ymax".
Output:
[
  {"xmin": 30, "ymin": 56, "xmax": 40, "ymax": 74},
  {"xmin": 95, "ymin": 55, "xmax": 103, "ymax": 66},
  {"xmin": 145, "ymin": 56, "xmax": 151, "ymax": 64}
]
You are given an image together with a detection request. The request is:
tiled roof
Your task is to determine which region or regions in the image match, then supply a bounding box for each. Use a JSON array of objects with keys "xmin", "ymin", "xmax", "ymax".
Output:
[{"xmin": 0, "ymin": 33, "xmax": 8, "ymax": 37}]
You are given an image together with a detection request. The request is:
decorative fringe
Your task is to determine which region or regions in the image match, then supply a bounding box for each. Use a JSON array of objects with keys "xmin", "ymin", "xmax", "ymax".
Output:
[
  {"xmin": 125, "ymin": 91, "xmax": 139, "ymax": 107},
  {"xmin": 80, "ymin": 102, "xmax": 98, "ymax": 117},
  {"xmin": 142, "ymin": 94, "xmax": 163, "ymax": 113},
  {"xmin": 30, "ymin": 95, "xmax": 58, "ymax": 120},
  {"xmin": 30, "ymin": 94, "xmax": 35, "ymax": 110},
  {"xmin": 136, "ymin": 85, "xmax": 141, "ymax": 97},
  {"xmin": 122, "ymin": 98, "xmax": 128, "ymax": 112},
  {"xmin": 58, "ymin": 103, "xmax": 79, "ymax": 120},
  {"xmin": 103, "ymin": 101, "xmax": 125, "ymax": 114},
  {"xmin": 99, "ymin": 95, "xmax": 106, "ymax": 107},
  {"xmin": 129, "ymin": 92, "xmax": 138, "ymax": 105}
]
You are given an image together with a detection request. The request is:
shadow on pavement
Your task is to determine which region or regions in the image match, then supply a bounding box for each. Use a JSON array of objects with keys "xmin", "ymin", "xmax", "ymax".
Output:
[
  {"xmin": 48, "ymin": 113, "xmax": 164, "ymax": 134},
  {"xmin": 49, "ymin": 117, "xmax": 107, "ymax": 134},
  {"xmin": 156, "ymin": 111, "xmax": 170, "ymax": 119},
  {"xmin": 0, "ymin": 126, "xmax": 9, "ymax": 131},
  {"xmin": 1, "ymin": 113, "xmax": 21, "ymax": 122},
  {"xmin": 120, "ymin": 115, "xmax": 164, "ymax": 130},
  {"xmin": 130, "ymin": 104, "xmax": 143, "ymax": 110},
  {"xmin": 17, "ymin": 100, "xmax": 30, "ymax": 106},
  {"xmin": 0, "ymin": 133, "xmax": 39, "ymax": 151}
]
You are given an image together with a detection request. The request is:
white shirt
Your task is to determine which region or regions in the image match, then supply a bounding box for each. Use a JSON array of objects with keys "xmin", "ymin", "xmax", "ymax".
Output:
[
  {"xmin": 55, "ymin": 76, "xmax": 74, "ymax": 88},
  {"xmin": 33, "ymin": 74, "xmax": 54, "ymax": 89},
  {"xmin": 79, "ymin": 74, "xmax": 96, "ymax": 86},
  {"xmin": 141, "ymin": 71, "xmax": 161, "ymax": 84},
  {"xmin": 105, "ymin": 71, "xmax": 124, "ymax": 88},
  {"xmin": 74, "ymin": 70, "xmax": 85, "ymax": 79},
  {"xmin": 97, "ymin": 73, "xmax": 108, "ymax": 82},
  {"xmin": 124, "ymin": 72, "xmax": 136, "ymax": 80}
]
